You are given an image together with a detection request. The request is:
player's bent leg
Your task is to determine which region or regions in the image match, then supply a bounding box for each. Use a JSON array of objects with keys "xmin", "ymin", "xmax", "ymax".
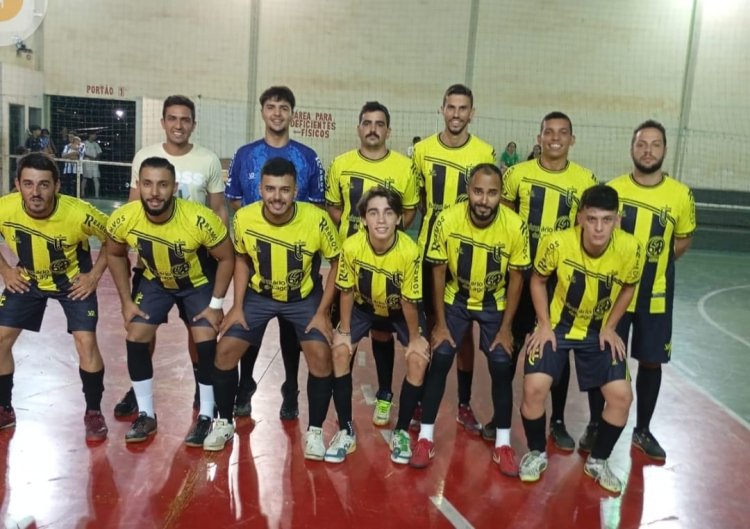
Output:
[
  {"xmin": 456, "ymin": 333, "xmax": 480, "ymax": 434},
  {"xmin": 0, "ymin": 326, "xmax": 22, "ymax": 430},
  {"xmin": 301, "ymin": 340, "xmax": 334, "ymax": 461},
  {"xmin": 204, "ymin": 336, "xmax": 247, "ymax": 452},
  {"xmin": 0, "ymin": 326, "xmax": 22, "ymax": 375},
  {"xmin": 600, "ymin": 379, "xmax": 632, "ymax": 428},
  {"xmin": 72, "ymin": 331, "xmax": 108, "ymax": 441},
  {"xmin": 279, "ymin": 318, "xmax": 301, "ymax": 421},
  {"xmin": 521, "ymin": 373, "xmax": 552, "ymax": 420},
  {"xmin": 370, "ymin": 329, "xmax": 395, "ymax": 426},
  {"xmin": 633, "ymin": 361, "xmax": 666, "ymax": 460},
  {"xmin": 185, "ymin": 327, "xmax": 200, "ymax": 411},
  {"xmin": 327, "ymin": 339, "xmax": 356, "ymax": 463},
  {"xmin": 125, "ymin": 331, "xmax": 158, "ymax": 444}
]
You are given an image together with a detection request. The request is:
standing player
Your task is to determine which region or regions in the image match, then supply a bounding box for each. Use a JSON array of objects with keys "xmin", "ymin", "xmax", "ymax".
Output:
[
  {"xmin": 114, "ymin": 95, "xmax": 228, "ymax": 418},
  {"xmin": 518, "ymin": 185, "xmax": 644, "ymax": 494},
  {"xmin": 326, "ymin": 101, "xmax": 419, "ymax": 426},
  {"xmin": 225, "ymin": 86, "xmax": 326, "ymax": 420},
  {"xmin": 412, "ymin": 84, "xmax": 497, "ymax": 434},
  {"xmin": 411, "ymin": 164, "xmax": 529, "ymax": 475},
  {"xmin": 0, "ymin": 153, "xmax": 109, "ymax": 441},
  {"xmin": 330, "ymin": 187, "xmax": 429, "ymax": 464},
  {"xmin": 498, "ymin": 111, "xmax": 597, "ymax": 449},
  {"xmin": 203, "ymin": 158, "xmax": 339, "ymax": 459},
  {"xmin": 581, "ymin": 120, "xmax": 694, "ymax": 460},
  {"xmin": 107, "ymin": 157, "xmax": 234, "ymax": 445}
]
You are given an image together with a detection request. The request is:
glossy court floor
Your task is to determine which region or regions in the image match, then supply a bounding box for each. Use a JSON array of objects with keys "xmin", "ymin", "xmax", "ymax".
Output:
[{"xmin": 0, "ymin": 246, "xmax": 748, "ymax": 529}]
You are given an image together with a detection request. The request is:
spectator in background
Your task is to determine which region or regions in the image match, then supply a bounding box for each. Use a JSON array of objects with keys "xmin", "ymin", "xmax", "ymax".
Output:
[
  {"xmin": 83, "ymin": 132, "xmax": 103, "ymax": 198},
  {"xmin": 41, "ymin": 128, "xmax": 57, "ymax": 156},
  {"xmin": 500, "ymin": 141, "xmax": 520, "ymax": 173},
  {"xmin": 527, "ymin": 144, "xmax": 541, "ymax": 161},
  {"xmin": 407, "ymin": 136, "xmax": 421, "ymax": 158},
  {"xmin": 24, "ymin": 126, "xmax": 43, "ymax": 153},
  {"xmin": 62, "ymin": 134, "xmax": 85, "ymax": 196}
]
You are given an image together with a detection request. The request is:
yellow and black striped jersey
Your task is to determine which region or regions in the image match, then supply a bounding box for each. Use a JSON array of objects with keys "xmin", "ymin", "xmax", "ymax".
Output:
[
  {"xmin": 336, "ymin": 230, "xmax": 421, "ymax": 317},
  {"xmin": 107, "ymin": 199, "xmax": 227, "ymax": 290},
  {"xmin": 412, "ymin": 133, "xmax": 496, "ymax": 252},
  {"xmin": 608, "ymin": 173, "xmax": 696, "ymax": 314},
  {"xmin": 426, "ymin": 202, "xmax": 530, "ymax": 311},
  {"xmin": 0, "ymin": 193, "xmax": 108, "ymax": 292},
  {"xmin": 502, "ymin": 158, "xmax": 597, "ymax": 259},
  {"xmin": 233, "ymin": 202, "xmax": 341, "ymax": 301},
  {"xmin": 326, "ymin": 149, "xmax": 419, "ymax": 240},
  {"xmin": 534, "ymin": 226, "xmax": 644, "ymax": 340}
]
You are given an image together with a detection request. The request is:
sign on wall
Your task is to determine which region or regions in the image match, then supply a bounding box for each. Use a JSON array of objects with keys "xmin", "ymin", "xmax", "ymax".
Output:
[{"xmin": 291, "ymin": 110, "xmax": 336, "ymax": 139}]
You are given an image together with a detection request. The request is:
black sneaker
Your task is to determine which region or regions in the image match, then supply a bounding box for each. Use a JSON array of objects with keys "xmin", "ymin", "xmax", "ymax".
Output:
[
  {"xmin": 234, "ymin": 381, "xmax": 258, "ymax": 417},
  {"xmin": 184, "ymin": 415, "xmax": 213, "ymax": 447},
  {"xmin": 279, "ymin": 384, "xmax": 299, "ymax": 421},
  {"xmin": 549, "ymin": 420, "xmax": 575, "ymax": 451},
  {"xmin": 632, "ymin": 429, "xmax": 666, "ymax": 460},
  {"xmin": 578, "ymin": 423, "xmax": 598, "ymax": 453},
  {"xmin": 193, "ymin": 386, "xmax": 200, "ymax": 412},
  {"xmin": 125, "ymin": 412, "xmax": 157, "ymax": 443},
  {"xmin": 481, "ymin": 422, "xmax": 496, "ymax": 441},
  {"xmin": 114, "ymin": 388, "xmax": 138, "ymax": 417}
]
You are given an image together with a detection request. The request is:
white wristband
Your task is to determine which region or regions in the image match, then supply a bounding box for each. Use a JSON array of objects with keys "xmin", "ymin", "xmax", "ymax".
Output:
[{"xmin": 209, "ymin": 296, "xmax": 224, "ymax": 310}]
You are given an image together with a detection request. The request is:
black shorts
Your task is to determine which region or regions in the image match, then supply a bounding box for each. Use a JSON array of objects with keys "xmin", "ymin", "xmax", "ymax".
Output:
[
  {"xmin": 524, "ymin": 333, "xmax": 629, "ymax": 391},
  {"xmin": 131, "ymin": 277, "xmax": 213, "ymax": 328},
  {"xmin": 433, "ymin": 303, "xmax": 511, "ymax": 364},
  {"xmin": 223, "ymin": 288, "xmax": 327, "ymax": 346},
  {"xmin": 350, "ymin": 303, "xmax": 427, "ymax": 347},
  {"xmin": 0, "ymin": 285, "xmax": 98, "ymax": 333},
  {"xmin": 616, "ymin": 309, "xmax": 673, "ymax": 364}
]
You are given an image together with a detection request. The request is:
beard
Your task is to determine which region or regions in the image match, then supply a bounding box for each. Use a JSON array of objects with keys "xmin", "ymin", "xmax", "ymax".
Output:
[
  {"xmin": 141, "ymin": 195, "xmax": 174, "ymax": 216},
  {"xmin": 633, "ymin": 154, "xmax": 665, "ymax": 175},
  {"xmin": 470, "ymin": 202, "xmax": 499, "ymax": 223}
]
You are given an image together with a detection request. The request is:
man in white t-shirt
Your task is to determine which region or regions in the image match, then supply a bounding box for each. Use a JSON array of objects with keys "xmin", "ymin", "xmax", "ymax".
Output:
[
  {"xmin": 82, "ymin": 132, "xmax": 103, "ymax": 198},
  {"xmin": 114, "ymin": 96, "xmax": 229, "ymax": 441}
]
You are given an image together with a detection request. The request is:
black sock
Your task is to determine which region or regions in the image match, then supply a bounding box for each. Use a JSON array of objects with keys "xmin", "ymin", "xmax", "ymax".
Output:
[
  {"xmin": 332, "ymin": 373, "xmax": 354, "ymax": 436},
  {"xmin": 396, "ymin": 378, "xmax": 422, "ymax": 431},
  {"xmin": 192, "ymin": 362, "xmax": 200, "ymax": 399},
  {"xmin": 307, "ymin": 373, "xmax": 333, "ymax": 428},
  {"xmin": 420, "ymin": 353, "xmax": 454, "ymax": 424},
  {"xmin": 213, "ymin": 366, "xmax": 238, "ymax": 420},
  {"xmin": 0, "ymin": 373, "xmax": 13, "ymax": 408},
  {"xmin": 239, "ymin": 344, "xmax": 259, "ymax": 391},
  {"xmin": 279, "ymin": 319, "xmax": 301, "ymax": 394},
  {"xmin": 550, "ymin": 356, "xmax": 570, "ymax": 423},
  {"xmin": 588, "ymin": 388, "xmax": 605, "ymax": 425},
  {"xmin": 591, "ymin": 419, "xmax": 625, "ymax": 460},
  {"xmin": 195, "ymin": 340, "xmax": 216, "ymax": 385},
  {"xmin": 522, "ymin": 412, "xmax": 546, "ymax": 452},
  {"xmin": 488, "ymin": 361, "xmax": 513, "ymax": 428},
  {"xmin": 126, "ymin": 340, "xmax": 153, "ymax": 381},
  {"xmin": 636, "ymin": 366, "xmax": 662, "ymax": 431},
  {"xmin": 80, "ymin": 368, "xmax": 104, "ymax": 411},
  {"xmin": 372, "ymin": 337, "xmax": 395, "ymax": 398},
  {"xmin": 456, "ymin": 368, "xmax": 473, "ymax": 406}
]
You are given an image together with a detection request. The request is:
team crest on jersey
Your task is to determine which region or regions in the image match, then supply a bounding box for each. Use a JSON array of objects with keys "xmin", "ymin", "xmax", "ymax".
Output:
[
  {"xmin": 287, "ymin": 269, "xmax": 304, "ymax": 289},
  {"xmin": 554, "ymin": 216, "xmax": 571, "ymax": 231},
  {"xmin": 647, "ymin": 236, "xmax": 665, "ymax": 260},
  {"xmin": 171, "ymin": 262, "xmax": 190, "ymax": 278},
  {"xmin": 50, "ymin": 258, "xmax": 70, "ymax": 274},
  {"xmin": 604, "ymin": 272, "xmax": 616, "ymax": 289},
  {"xmin": 293, "ymin": 241, "xmax": 307, "ymax": 261},
  {"xmin": 53, "ymin": 235, "xmax": 65, "ymax": 252},
  {"xmin": 392, "ymin": 271, "xmax": 403, "ymax": 289},
  {"xmin": 484, "ymin": 271, "xmax": 503, "ymax": 291},
  {"xmin": 565, "ymin": 188, "xmax": 577, "ymax": 208},
  {"xmin": 594, "ymin": 298, "xmax": 612, "ymax": 319},
  {"xmin": 174, "ymin": 241, "xmax": 187, "ymax": 259},
  {"xmin": 386, "ymin": 293, "xmax": 401, "ymax": 308},
  {"xmin": 658, "ymin": 207, "xmax": 671, "ymax": 228},
  {"xmin": 491, "ymin": 244, "xmax": 505, "ymax": 264}
]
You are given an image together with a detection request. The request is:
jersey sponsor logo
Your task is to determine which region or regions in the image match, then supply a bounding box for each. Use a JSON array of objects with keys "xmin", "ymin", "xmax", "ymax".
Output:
[
  {"xmin": 196, "ymin": 215, "xmax": 220, "ymax": 243},
  {"xmin": 594, "ymin": 298, "xmax": 612, "ymax": 319},
  {"xmin": 171, "ymin": 262, "xmax": 190, "ymax": 278},
  {"xmin": 337, "ymin": 268, "xmax": 349, "ymax": 283},
  {"xmin": 287, "ymin": 269, "xmax": 304, "ymax": 289},
  {"xmin": 527, "ymin": 349, "xmax": 539, "ymax": 366},
  {"xmin": 647, "ymin": 236, "xmax": 665, "ymax": 261},
  {"xmin": 87, "ymin": 310, "xmax": 96, "ymax": 317},
  {"xmin": 0, "ymin": 294, "xmax": 5, "ymax": 307},
  {"xmin": 554, "ymin": 216, "xmax": 571, "ymax": 231},
  {"xmin": 83, "ymin": 213, "xmax": 105, "ymax": 233},
  {"xmin": 49, "ymin": 258, "xmax": 70, "ymax": 274},
  {"xmin": 386, "ymin": 293, "xmax": 401, "ymax": 308},
  {"xmin": 485, "ymin": 271, "xmax": 503, "ymax": 291},
  {"xmin": 319, "ymin": 218, "xmax": 338, "ymax": 251},
  {"xmin": 134, "ymin": 292, "xmax": 144, "ymax": 305}
]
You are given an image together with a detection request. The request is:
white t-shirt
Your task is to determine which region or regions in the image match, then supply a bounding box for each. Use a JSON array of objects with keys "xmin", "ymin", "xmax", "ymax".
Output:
[
  {"xmin": 130, "ymin": 143, "xmax": 224, "ymax": 205},
  {"xmin": 83, "ymin": 140, "xmax": 103, "ymax": 178}
]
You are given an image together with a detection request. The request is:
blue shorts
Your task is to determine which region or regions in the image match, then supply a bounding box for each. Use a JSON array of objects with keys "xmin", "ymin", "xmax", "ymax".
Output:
[
  {"xmin": 434, "ymin": 303, "xmax": 511, "ymax": 364},
  {"xmin": 131, "ymin": 277, "xmax": 212, "ymax": 328},
  {"xmin": 350, "ymin": 303, "xmax": 427, "ymax": 347},
  {"xmin": 223, "ymin": 288, "xmax": 327, "ymax": 345},
  {"xmin": 524, "ymin": 333, "xmax": 629, "ymax": 391},
  {"xmin": 0, "ymin": 285, "xmax": 98, "ymax": 333},
  {"xmin": 616, "ymin": 310, "xmax": 673, "ymax": 364}
]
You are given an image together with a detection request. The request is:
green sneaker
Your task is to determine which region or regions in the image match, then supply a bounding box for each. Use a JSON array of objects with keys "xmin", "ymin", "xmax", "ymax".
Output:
[
  {"xmin": 519, "ymin": 450, "xmax": 548, "ymax": 482},
  {"xmin": 390, "ymin": 429, "xmax": 412, "ymax": 464},
  {"xmin": 372, "ymin": 396, "xmax": 393, "ymax": 426},
  {"xmin": 632, "ymin": 429, "xmax": 666, "ymax": 460},
  {"xmin": 549, "ymin": 420, "xmax": 575, "ymax": 451},
  {"xmin": 584, "ymin": 456, "xmax": 622, "ymax": 493}
]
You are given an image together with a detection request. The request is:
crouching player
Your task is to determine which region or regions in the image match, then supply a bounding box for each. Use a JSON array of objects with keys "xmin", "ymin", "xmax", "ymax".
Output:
[
  {"xmin": 519, "ymin": 184, "xmax": 644, "ymax": 493},
  {"xmin": 330, "ymin": 187, "xmax": 429, "ymax": 464}
]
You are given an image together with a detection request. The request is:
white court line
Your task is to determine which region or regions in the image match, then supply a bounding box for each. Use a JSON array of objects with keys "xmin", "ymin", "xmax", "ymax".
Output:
[
  {"xmin": 430, "ymin": 496, "xmax": 475, "ymax": 529},
  {"xmin": 356, "ymin": 349, "xmax": 366, "ymax": 367},
  {"xmin": 696, "ymin": 284, "xmax": 750, "ymax": 349},
  {"xmin": 360, "ymin": 384, "xmax": 376, "ymax": 405}
]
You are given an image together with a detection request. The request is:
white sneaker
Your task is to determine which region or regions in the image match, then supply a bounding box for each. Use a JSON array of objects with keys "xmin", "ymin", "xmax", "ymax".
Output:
[
  {"xmin": 202, "ymin": 418, "xmax": 235, "ymax": 452},
  {"xmin": 390, "ymin": 429, "xmax": 412, "ymax": 464},
  {"xmin": 584, "ymin": 456, "xmax": 622, "ymax": 493},
  {"xmin": 304, "ymin": 426, "xmax": 326, "ymax": 461},
  {"xmin": 324, "ymin": 429, "xmax": 356, "ymax": 463}
]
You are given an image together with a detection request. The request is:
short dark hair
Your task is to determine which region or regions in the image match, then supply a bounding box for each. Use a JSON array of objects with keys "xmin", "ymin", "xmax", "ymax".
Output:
[
  {"xmin": 412, "ymin": 136, "xmax": 421, "ymax": 144},
  {"xmin": 261, "ymin": 157, "xmax": 297, "ymax": 179},
  {"xmin": 443, "ymin": 84, "xmax": 474, "ymax": 107},
  {"xmin": 580, "ymin": 184, "xmax": 618, "ymax": 212},
  {"xmin": 357, "ymin": 186, "xmax": 403, "ymax": 218},
  {"xmin": 16, "ymin": 152, "xmax": 60, "ymax": 183},
  {"xmin": 139, "ymin": 156, "xmax": 176, "ymax": 180},
  {"xmin": 469, "ymin": 163, "xmax": 502, "ymax": 183},
  {"xmin": 162, "ymin": 95, "xmax": 196, "ymax": 121},
  {"xmin": 632, "ymin": 119, "xmax": 667, "ymax": 146},
  {"xmin": 359, "ymin": 101, "xmax": 390, "ymax": 128},
  {"xmin": 259, "ymin": 86, "xmax": 296, "ymax": 110},
  {"xmin": 30, "ymin": 125, "xmax": 41, "ymax": 132},
  {"xmin": 540, "ymin": 111, "xmax": 573, "ymax": 134}
]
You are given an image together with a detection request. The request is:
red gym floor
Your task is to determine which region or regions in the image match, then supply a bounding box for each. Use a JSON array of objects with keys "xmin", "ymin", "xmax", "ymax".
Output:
[{"xmin": 1, "ymin": 249, "xmax": 749, "ymax": 529}]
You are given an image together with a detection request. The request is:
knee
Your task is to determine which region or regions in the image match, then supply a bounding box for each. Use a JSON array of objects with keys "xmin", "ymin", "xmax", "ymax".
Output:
[
  {"xmin": 215, "ymin": 339, "xmax": 242, "ymax": 370},
  {"xmin": 522, "ymin": 375, "xmax": 550, "ymax": 406},
  {"xmin": 305, "ymin": 343, "xmax": 332, "ymax": 377},
  {"xmin": 73, "ymin": 332, "xmax": 98, "ymax": 356},
  {"xmin": 604, "ymin": 383, "xmax": 633, "ymax": 412},
  {"xmin": 406, "ymin": 354, "xmax": 428, "ymax": 384}
]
